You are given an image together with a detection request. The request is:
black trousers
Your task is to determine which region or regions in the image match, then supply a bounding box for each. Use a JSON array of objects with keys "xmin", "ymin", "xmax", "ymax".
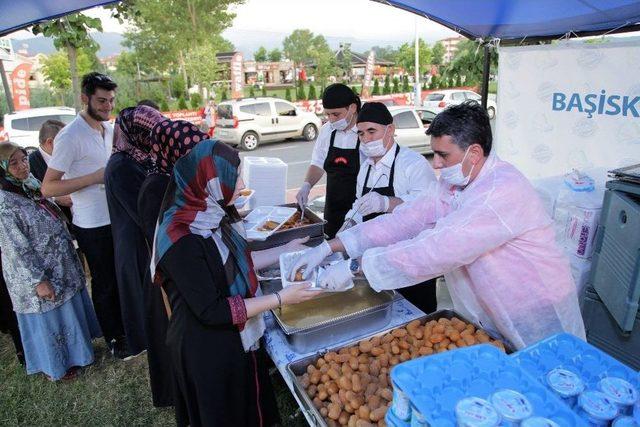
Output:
[
  {"xmin": 398, "ymin": 277, "xmax": 439, "ymax": 314},
  {"xmin": 73, "ymin": 224, "xmax": 124, "ymax": 343}
]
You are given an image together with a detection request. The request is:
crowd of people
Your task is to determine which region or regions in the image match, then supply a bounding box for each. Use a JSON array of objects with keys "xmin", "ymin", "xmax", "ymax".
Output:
[{"xmin": 0, "ymin": 72, "xmax": 585, "ymax": 426}]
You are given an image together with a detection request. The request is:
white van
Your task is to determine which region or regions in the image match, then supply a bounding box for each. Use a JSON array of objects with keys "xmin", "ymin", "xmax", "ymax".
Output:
[
  {"xmin": 214, "ymin": 97, "xmax": 322, "ymax": 150},
  {"xmin": 2, "ymin": 107, "xmax": 76, "ymax": 149}
]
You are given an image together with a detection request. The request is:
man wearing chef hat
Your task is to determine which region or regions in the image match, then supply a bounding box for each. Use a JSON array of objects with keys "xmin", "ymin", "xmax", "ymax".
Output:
[
  {"xmin": 341, "ymin": 102, "xmax": 439, "ymax": 313},
  {"xmin": 290, "ymin": 101, "xmax": 585, "ymax": 350}
]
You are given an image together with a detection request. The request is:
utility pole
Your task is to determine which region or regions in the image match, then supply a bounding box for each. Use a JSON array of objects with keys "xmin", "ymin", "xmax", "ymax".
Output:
[
  {"xmin": 0, "ymin": 59, "xmax": 13, "ymax": 114},
  {"xmin": 414, "ymin": 18, "xmax": 421, "ymax": 107}
]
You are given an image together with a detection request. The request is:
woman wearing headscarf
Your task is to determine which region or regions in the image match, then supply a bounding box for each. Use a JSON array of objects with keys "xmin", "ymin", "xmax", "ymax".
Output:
[
  {"xmin": 0, "ymin": 250, "xmax": 24, "ymax": 366},
  {"xmin": 154, "ymin": 139, "xmax": 318, "ymax": 426},
  {"xmin": 0, "ymin": 142, "xmax": 101, "ymax": 381},
  {"xmin": 106, "ymin": 105, "xmax": 166, "ymax": 361}
]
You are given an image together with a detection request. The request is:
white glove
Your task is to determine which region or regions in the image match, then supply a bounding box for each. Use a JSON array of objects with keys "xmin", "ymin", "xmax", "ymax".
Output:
[
  {"xmin": 296, "ymin": 182, "xmax": 311, "ymax": 208},
  {"xmin": 318, "ymin": 260, "xmax": 354, "ymax": 291},
  {"xmin": 289, "ymin": 240, "xmax": 332, "ymax": 280},
  {"xmin": 355, "ymin": 192, "xmax": 389, "ymax": 217}
]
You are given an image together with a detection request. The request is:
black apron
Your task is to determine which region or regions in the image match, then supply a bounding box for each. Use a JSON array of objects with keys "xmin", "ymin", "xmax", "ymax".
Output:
[
  {"xmin": 361, "ymin": 145, "xmax": 438, "ymax": 314},
  {"xmin": 323, "ymin": 129, "xmax": 360, "ymax": 239}
]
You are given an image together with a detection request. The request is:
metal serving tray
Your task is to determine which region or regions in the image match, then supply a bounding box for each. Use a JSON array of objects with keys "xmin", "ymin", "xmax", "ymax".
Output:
[
  {"xmin": 262, "ymin": 279, "xmax": 396, "ymax": 354},
  {"xmin": 285, "ymin": 309, "xmax": 515, "ymax": 427},
  {"xmin": 247, "ymin": 203, "xmax": 326, "ymax": 250}
]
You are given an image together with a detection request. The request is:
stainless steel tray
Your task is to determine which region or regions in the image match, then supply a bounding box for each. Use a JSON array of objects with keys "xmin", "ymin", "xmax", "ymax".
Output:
[
  {"xmin": 285, "ymin": 309, "xmax": 515, "ymax": 427},
  {"xmin": 247, "ymin": 203, "xmax": 326, "ymax": 250},
  {"xmin": 263, "ymin": 279, "xmax": 396, "ymax": 354}
]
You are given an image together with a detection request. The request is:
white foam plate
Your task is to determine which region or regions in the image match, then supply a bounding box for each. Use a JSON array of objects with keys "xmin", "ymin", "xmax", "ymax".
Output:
[
  {"xmin": 234, "ymin": 189, "xmax": 255, "ymax": 209},
  {"xmin": 244, "ymin": 206, "xmax": 297, "ymax": 241}
]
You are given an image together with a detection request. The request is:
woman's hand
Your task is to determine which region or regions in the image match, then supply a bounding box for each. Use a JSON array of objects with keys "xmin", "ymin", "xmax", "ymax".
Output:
[
  {"xmin": 279, "ymin": 282, "xmax": 321, "ymax": 305},
  {"xmin": 36, "ymin": 281, "xmax": 56, "ymax": 301}
]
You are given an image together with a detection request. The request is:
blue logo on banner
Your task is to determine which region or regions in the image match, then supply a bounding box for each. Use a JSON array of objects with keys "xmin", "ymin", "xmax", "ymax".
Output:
[{"xmin": 552, "ymin": 90, "xmax": 639, "ymax": 118}]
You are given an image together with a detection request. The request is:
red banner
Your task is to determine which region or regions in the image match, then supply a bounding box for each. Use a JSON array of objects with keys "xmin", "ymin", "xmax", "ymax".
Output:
[
  {"xmin": 230, "ymin": 52, "xmax": 244, "ymax": 100},
  {"xmin": 162, "ymin": 109, "xmax": 204, "ymax": 125},
  {"xmin": 11, "ymin": 62, "xmax": 32, "ymax": 111}
]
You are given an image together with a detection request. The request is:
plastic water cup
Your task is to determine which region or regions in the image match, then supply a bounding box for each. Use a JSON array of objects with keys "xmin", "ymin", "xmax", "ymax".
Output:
[
  {"xmin": 598, "ymin": 377, "xmax": 639, "ymax": 416},
  {"xmin": 455, "ymin": 397, "xmax": 501, "ymax": 427},
  {"xmin": 489, "ymin": 389, "xmax": 534, "ymax": 426},
  {"xmin": 577, "ymin": 391, "xmax": 619, "ymax": 426},
  {"xmin": 521, "ymin": 417, "xmax": 561, "ymax": 427},
  {"xmin": 612, "ymin": 416, "xmax": 638, "ymax": 427},
  {"xmin": 546, "ymin": 368, "xmax": 585, "ymax": 408}
]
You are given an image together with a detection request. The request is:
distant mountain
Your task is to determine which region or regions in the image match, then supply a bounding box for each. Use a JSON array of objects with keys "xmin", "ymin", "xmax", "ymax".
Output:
[{"xmin": 11, "ymin": 28, "xmax": 444, "ymax": 59}]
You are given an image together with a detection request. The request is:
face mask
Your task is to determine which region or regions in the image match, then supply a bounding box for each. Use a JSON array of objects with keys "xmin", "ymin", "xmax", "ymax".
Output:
[
  {"xmin": 360, "ymin": 126, "xmax": 389, "ymax": 158},
  {"xmin": 330, "ymin": 109, "xmax": 353, "ymax": 131},
  {"xmin": 440, "ymin": 147, "xmax": 475, "ymax": 187}
]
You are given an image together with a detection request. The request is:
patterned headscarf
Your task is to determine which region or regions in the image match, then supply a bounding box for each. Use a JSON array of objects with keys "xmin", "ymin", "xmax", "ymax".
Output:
[
  {"xmin": 0, "ymin": 142, "xmax": 65, "ymax": 220},
  {"xmin": 113, "ymin": 105, "xmax": 165, "ymax": 169},
  {"xmin": 150, "ymin": 119, "xmax": 208, "ymax": 175},
  {"xmin": 153, "ymin": 139, "xmax": 258, "ymax": 299}
]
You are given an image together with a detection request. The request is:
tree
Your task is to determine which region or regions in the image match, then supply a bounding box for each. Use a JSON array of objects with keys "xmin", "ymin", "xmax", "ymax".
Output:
[
  {"xmin": 32, "ymin": 13, "xmax": 103, "ymax": 111},
  {"xmin": 220, "ymin": 88, "xmax": 228, "ymax": 101},
  {"xmin": 41, "ymin": 50, "xmax": 93, "ymax": 104},
  {"xmin": 422, "ymin": 81, "xmax": 427, "ymax": 91},
  {"xmin": 441, "ymin": 40, "xmax": 498, "ymax": 87},
  {"xmin": 285, "ymin": 87, "xmax": 292, "ymax": 101},
  {"xmin": 160, "ymin": 99, "xmax": 169, "ymax": 111},
  {"xmin": 383, "ymin": 75, "xmax": 391, "ymax": 95},
  {"xmin": 296, "ymin": 80, "xmax": 306, "ymax": 101},
  {"xmin": 337, "ymin": 43, "xmax": 352, "ymax": 82},
  {"xmin": 178, "ymin": 96, "xmax": 188, "ymax": 109},
  {"xmin": 430, "ymin": 74, "xmax": 439, "ymax": 89},
  {"xmin": 283, "ymin": 29, "xmax": 316, "ymax": 87},
  {"xmin": 371, "ymin": 45, "xmax": 397, "ymax": 62},
  {"xmin": 402, "ymin": 75, "xmax": 410, "ymax": 92},
  {"xmin": 261, "ymin": 86, "xmax": 267, "ymax": 96},
  {"xmin": 372, "ymin": 78, "xmax": 380, "ymax": 96},
  {"xmin": 351, "ymin": 86, "xmax": 359, "ymax": 95},
  {"xmin": 308, "ymin": 83, "xmax": 317, "ymax": 100},
  {"xmin": 431, "ymin": 41, "xmax": 445, "ymax": 66},
  {"xmin": 184, "ymin": 39, "xmax": 229, "ymax": 98},
  {"xmin": 392, "ymin": 77, "xmax": 400, "ymax": 94},
  {"xmin": 268, "ymin": 48, "xmax": 282, "ymax": 62},
  {"xmin": 309, "ymin": 35, "xmax": 336, "ymax": 88},
  {"xmin": 118, "ymin": 0, "xmax": 240, "ymax": 96},
  {"xmin": 254, "ymin": 46, "xmax": 268, "ymax": 62},
  {"xmin": 394, "ymin": 39, "xmax": 432, "ymax": 76},
  {"xmin": 249, "ymin": 86, "xmax": 255, "ymax": 97},
  {"xmin": 190, "ymin": 92, "xmax": 203, "ymax": 109}
]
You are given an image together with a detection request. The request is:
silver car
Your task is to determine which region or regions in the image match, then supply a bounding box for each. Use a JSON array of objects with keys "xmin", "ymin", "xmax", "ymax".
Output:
[
  {"xmin": 214, "ymin": 97, "xmax": 322, "ymax": 151},
  {"xmin": 388, "ymin": 106, "xmax": 436, "ymax": 155}
]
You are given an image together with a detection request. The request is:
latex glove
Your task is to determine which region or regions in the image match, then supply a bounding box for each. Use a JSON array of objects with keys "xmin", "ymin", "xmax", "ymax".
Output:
[
  {"xmin": 355, "ymin": 192, "xmax": 389, "ymax": 217},
  {"xmin": 317, "ymin": 260, "xmax": 354, "ymax": 291},
  {"xmin": 289, "ymin": 240, "xmax": 332, "ymax": 280},
  {"xmin": 283, "ymin": 236, "xmax": 310, "ymax": 254},
  {"xmin": 296, "ymin": 182, "xmax": 311, "ymax": 208}
]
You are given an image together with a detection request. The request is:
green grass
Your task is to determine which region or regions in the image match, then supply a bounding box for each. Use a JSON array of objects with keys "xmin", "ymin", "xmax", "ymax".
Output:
[{"xmin": 0, "ymin": 333, "xmax": 306, "ymax": 426}]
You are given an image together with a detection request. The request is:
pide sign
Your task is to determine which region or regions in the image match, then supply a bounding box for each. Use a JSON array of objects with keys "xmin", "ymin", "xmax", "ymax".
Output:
[{"xmin": 11, "ymin": 62, "xmax": 32, "ymax": 111}]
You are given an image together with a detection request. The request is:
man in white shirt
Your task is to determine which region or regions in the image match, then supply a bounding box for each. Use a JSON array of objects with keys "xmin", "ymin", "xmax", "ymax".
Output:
[
  {"xmin": 296, "ymin": 84, "xmax": 363, "ymax": 238},
  {"xmin": 343, "ymin": 102, "xmax": 439, "ymax": 313},
  {"xmin": 42, "ymin": 72, "xmax": 127, "ymax": 358}
]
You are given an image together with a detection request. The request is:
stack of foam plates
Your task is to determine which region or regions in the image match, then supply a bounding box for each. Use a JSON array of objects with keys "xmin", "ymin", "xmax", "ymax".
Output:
[{"xmin": 242, "ymin": 156, "xmax": 287, "ymax": 209}]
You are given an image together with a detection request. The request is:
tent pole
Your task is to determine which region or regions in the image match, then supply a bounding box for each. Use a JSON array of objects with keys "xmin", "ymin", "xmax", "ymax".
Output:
[{"xmin": 481, "ymin": 44, "xmax": 490, "ymax": 109}]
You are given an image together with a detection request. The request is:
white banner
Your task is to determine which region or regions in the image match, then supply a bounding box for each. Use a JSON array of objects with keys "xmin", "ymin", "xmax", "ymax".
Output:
[{"xmin": 495, "ymin": 40, "xmax": 640, "ymax": 179}]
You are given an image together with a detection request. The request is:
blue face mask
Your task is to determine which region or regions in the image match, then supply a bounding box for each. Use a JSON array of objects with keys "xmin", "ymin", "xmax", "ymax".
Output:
[{"xmin": 440, "ymin": 147, "xmax": 475, "ymax": 187}]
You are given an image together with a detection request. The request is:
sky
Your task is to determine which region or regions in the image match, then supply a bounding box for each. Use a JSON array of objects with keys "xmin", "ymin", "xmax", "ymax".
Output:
[{"xmin": 10, "ymin": 0, "xmax": 460, "ymax": 43}]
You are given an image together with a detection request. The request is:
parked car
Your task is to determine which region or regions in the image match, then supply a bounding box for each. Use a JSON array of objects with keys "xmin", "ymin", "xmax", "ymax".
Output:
[
  {"xmin": 214, "ymin": 97, "xmax": 322, "ymax": 150},
  {"xmin": 388, "ymin": 106, "xmax": 436, "ymax": 155},
  {"xmin": 2, "ymin": 107, "xmax": 76, "ymax": 149},
  {"xmin": 423, "ymin": 89, "xmax": 497, "ymax": 119}
]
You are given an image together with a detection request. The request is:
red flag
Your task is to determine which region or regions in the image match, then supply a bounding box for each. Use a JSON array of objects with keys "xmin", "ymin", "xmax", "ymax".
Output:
[{"xmin": 11, "ymin": 62, "xmax": 32, "ymax": 111}]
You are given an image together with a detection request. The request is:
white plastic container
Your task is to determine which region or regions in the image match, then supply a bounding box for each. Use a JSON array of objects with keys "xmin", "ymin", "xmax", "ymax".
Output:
[
  {"xmin": 489, "ymin": 389, "xmax": 533, "ymax": 426},
  {"xmin": 455, "ymin": 397, "xmax": 501, "ymax": 427},
  {"xmin": 552, "ymin": 170, "xmax": 603, "ymax": 259},
  {"xmin": 577, "ymin": 391, "xmax": 619, "ymax": 426},
  {"xmin": 546, "ymin": 368, "xmax": 585, "ymax": 408},
  {"xmin": 242, "ymin": 156, "xmax": 287, "ymax": 209},
  {"xmin": 598, "ymin": 377, "xmax": 639, "ymax": 416}
]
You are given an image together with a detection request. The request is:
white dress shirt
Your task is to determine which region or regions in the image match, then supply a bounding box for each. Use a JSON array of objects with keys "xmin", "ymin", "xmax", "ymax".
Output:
[{"xmin": 310, "ymin": 122, "xmax": 365, "ymax": 169}]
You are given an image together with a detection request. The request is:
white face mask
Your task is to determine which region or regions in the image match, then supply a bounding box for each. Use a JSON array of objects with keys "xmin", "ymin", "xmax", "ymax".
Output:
[
  {"xmin": 440, "ymin": 147, "xmax": 475, "ymax": 187},
  {"xmin": 360, "ymin": 126, "xmax": 389, "ymax": 158},
  {"xmin": 330, "ymin": 109, "xmax": 353, "ymax": 131}
]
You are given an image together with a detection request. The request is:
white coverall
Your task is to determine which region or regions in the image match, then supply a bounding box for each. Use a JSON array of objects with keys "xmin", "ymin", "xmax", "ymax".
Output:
[{"xmin": 338, "ymin": 154, "xmax": 586, "ymax": 349}]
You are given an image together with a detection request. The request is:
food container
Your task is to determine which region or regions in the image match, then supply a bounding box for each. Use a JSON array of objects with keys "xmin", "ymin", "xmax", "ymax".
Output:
[
  {"xmin": 279, "ymin": 250, "xmax": 321, "ymax": 290},
  {"xmin": 489, "ymin": 389, "xmax": 533, "ymax": 425},
  {"xmin": 612, "ymin": 416, "xmax": 638, "ymax": 427},
  {"xmin": 285, "ymin": 310, "xmax": 513, "ymax": 427},
  {"xmin": 244, "ymin": 206, "xmax": 297, "ymax": 241},
  {"xmin": 247, "ymin": 203, "xmax": 326, "ymax": 250},
  {"xmin": 545, "ymin": 368, "xmax": 585, "ymax": 408},
  {"xmin": 520, "ymin": 417, "xmax": 560, "ymax": 427},
  {"xmin": 234, "ymin": 189, "xmax": 254, "ymax": 209},
  {"xmin": 598, "ymin": 377, "xmax": 638, "ymax": 416},
  {"xmin": 268, "ymin": 278, "xmax": 396, "ymax": 354},
  {"xmin": 577, "ymin": 391, "xmax": 619, "ymax": 426},
  {"xmin": 455, "ymin": 397, "xmax": 501, "ymax": 427}
]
